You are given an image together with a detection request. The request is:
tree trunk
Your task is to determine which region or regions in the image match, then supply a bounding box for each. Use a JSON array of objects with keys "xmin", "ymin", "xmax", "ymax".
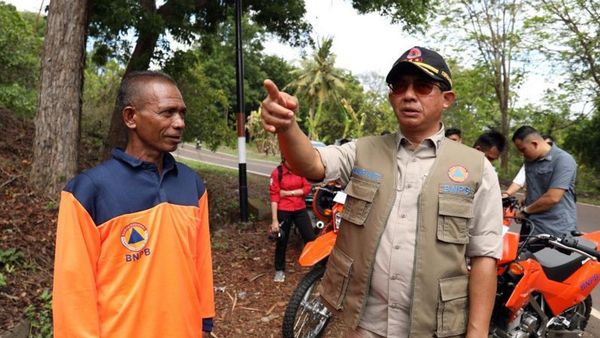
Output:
[{"xmin": 30, "ymin": 0, "xmax": 88, "ymax": 198}]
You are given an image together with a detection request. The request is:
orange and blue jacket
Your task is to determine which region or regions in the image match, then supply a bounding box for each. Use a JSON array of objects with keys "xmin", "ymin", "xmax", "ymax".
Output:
[{"xmin": 53, "ymin": 149, "xmax": 215, "ymax": 338}]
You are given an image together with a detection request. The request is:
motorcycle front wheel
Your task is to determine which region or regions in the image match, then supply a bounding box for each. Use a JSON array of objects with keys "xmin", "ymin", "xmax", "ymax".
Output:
[
  {"xmin": 282, "ymin": 263, "xmax": 331, "ymax": 338},
  {"xmin": 550, "ymin": 295, "xmax": 592, "ymax": 331}
]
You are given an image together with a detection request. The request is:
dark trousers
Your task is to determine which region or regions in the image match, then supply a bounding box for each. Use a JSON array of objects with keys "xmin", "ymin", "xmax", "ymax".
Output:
[{"xmin": 274, "ymin": 209, "xmax": 316, "ymax": 271}]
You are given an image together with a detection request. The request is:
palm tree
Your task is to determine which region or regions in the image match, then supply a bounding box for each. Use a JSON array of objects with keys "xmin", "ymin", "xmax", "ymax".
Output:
[{"xmin": 286, "ymin": 37, "xmax": 345, "ymax": 140}]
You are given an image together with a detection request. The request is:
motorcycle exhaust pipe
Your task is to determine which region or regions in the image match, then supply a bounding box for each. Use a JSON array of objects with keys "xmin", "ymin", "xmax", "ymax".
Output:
[{"xmin": 315, "ymin": 221, "xmax": 325, "ymax": 229}]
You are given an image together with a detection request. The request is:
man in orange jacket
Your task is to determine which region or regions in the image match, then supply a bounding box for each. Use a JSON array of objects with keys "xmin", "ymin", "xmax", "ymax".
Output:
[{"xmin": 53, "ymin": 71, "xmax": 215, "ymax": 338}]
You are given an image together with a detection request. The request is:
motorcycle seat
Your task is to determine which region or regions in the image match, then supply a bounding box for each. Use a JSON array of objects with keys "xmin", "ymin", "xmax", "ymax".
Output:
[{"xmin": 533, "ymin": 238, "xmax": 597, "ymax": 282}]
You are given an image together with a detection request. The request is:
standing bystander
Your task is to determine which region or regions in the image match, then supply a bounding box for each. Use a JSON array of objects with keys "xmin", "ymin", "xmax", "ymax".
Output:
[
  {"xmin": 269, "ymin": 159, "xmax": 315, "ymax": 282},
  {"xmin": 52, "ymin": 71, "xmax": 215, "ymax": 338},
  {"xmin": 512, "ymin": 126, "xmax": 577, "ymax": 237}
]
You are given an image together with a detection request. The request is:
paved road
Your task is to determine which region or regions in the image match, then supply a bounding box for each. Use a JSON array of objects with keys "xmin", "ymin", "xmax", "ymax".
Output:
[
  {"xmin": 173, "ymin": 143, "xmax": 275, "ymax": 177},
  {"xmin": 173, "ymin": 144, "xmax": 600, "ymax": 336}
]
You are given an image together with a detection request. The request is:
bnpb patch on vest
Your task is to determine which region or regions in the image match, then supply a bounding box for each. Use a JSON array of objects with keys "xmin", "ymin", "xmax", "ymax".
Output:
[
  {"xmin": 351, "ymin": 167, "xmax": 382, "ymax": 181},
  {"xmin": 447, "ymin": 165, "xmax": 468, "ymax": 183}
]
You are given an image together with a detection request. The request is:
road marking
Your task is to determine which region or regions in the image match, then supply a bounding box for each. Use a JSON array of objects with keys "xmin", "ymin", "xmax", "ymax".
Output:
[
  {"xmin": 181, "ymin": 143, "xmax": 279, "ymax": 166},
  {"xmin": 173, "ymin": 153, "xmax": 269, "ymax": 177},
  {"xmin": 592, "ymin": 307, "xmax": 600, "ymax": 320}
]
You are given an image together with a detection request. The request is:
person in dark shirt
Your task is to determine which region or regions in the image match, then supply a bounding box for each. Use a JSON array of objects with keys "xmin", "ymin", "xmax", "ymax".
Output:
[{"xmin": 512, "ymin": 126, "xmax": 577, "ymax": 236}]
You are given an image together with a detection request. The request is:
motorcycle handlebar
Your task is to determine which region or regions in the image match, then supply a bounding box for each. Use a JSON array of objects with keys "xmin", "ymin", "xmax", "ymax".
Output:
[{"xmin": 559, "ymin": 236, "xmax": 600, "ymax": 260}]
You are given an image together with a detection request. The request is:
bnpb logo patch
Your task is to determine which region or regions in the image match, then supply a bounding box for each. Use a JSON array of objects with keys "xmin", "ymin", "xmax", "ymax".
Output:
[
  {"xmin": 120, "ymin": 222, "xmax": 149, "ymax": 252},
  {"xmin": 448, "ymin": 165, "xmax": 468, "ymax": 183}
]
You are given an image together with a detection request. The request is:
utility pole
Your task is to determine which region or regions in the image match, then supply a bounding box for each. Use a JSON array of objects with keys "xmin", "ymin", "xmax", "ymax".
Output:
[{"xmin": 235, "ymin": 0, "xmax": 248, "ymax": 222}]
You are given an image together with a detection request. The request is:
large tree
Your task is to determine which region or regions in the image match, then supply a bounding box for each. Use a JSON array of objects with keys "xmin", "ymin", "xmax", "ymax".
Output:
[
  {"xmin": 90, "ymin": 0, "xmax": 312, "ymax": 154},
  {"xmin": 526, "ymin": 0, "xmax": 600, "ymax": 172},
  {"xmin": 30, "ymin": 0, "xmax": 88, "ymax": 198},
  {"xmin": 94, "ymin": 0, "xmax": 438, "ymax": 153},
  {"xmin": 440, "ymin": 0, "xmax": 524, "ymax": 172}
]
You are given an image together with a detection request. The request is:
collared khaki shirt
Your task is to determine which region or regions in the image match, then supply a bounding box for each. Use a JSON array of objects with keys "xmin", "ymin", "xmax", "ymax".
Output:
[{"xmin": 316, "ymin": 128, "xmax": 502, "ymax": 337}]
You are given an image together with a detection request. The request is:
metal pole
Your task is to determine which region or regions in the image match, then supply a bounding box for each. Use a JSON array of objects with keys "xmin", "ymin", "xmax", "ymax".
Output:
[{"xmin": 235, "ymin": 0, "xmax": 248, "ymax": 222}]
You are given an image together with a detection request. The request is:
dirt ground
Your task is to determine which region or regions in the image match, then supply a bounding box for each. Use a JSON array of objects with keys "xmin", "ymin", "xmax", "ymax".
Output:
[{"xmin": 0, "ymin": 109, "xmax": 345, "ymax": 337}]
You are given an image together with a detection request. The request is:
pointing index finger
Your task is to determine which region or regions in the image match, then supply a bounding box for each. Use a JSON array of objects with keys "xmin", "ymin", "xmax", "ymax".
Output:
[{"xmin": 264, "ymin": 79, "xmax": 282, "ymax": 103}]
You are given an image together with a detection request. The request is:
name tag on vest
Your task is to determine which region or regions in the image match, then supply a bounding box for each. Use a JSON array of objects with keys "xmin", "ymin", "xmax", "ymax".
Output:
[{"xmin": 439, "ymin": 184, "xmax": 473, "ymax": 196}]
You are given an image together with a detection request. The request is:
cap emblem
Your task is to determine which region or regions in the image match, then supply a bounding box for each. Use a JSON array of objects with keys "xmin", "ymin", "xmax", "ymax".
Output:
[{"xmin": 406, "ymin": 48, "xmax": 423, "ymax": 62}]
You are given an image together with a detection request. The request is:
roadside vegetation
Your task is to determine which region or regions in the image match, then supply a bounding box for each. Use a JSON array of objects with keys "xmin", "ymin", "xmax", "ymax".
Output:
[{"xmin": 2, "ymin": 0, "xmax": 600, "ymax": 335}]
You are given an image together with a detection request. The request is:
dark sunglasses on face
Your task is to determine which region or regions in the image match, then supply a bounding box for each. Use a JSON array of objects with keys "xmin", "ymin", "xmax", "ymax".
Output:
[{"xmin": 388, "ymin": 79, "xmax": 442, "ymax": 96}]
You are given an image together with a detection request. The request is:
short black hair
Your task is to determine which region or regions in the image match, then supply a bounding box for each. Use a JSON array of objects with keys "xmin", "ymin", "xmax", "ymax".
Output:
[
  {"xmin": 512, "ymin": 126, "xmax": 540, "ymax": 142},
  {"xmin": 445, "ymin": 127, "xmax": 461, "ymax": 138},
  {"xmin": 474, "ymin": 129, "xmax": 507, "ymax": 153},
  {"xmin": 541, "ymin": 134, "xmax": 555, "ymax": 144},
  {"xmin": 116, "ymin": 71, "xmax": 178, "ymax": 113}
]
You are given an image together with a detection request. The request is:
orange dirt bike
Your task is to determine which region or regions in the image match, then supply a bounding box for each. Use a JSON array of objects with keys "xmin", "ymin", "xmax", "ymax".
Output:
[
  {"xmin": 283, "ymin": 194, "xmax": 600, "ymax": 338},
  {"xmin": 282, "ymin": 184, "xmax": 344, "ymax": 338},
  {"xmin": 490, "ymin": 197, "xmax": 600, "ymax": 337}
]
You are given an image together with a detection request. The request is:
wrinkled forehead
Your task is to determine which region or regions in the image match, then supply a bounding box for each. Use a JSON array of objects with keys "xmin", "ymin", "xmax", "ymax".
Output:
[{"xmin": 138, "ymin": 80, "xmax": 183, "ymax": 105}]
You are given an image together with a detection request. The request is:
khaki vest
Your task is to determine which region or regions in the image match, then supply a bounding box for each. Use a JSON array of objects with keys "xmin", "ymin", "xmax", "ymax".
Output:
[{"xmin": 319, "ymin": 134, "xmax": 484, "ymax": 337}]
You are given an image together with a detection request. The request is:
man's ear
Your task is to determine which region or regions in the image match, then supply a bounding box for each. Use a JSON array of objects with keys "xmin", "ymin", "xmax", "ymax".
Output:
[
  {"xmin": 123, "ymin": 106, "xmax": 136, "ymax": 130},
  {"xmin": 442, "ymin": 91, "xmax": 456, "ymax": 108}
]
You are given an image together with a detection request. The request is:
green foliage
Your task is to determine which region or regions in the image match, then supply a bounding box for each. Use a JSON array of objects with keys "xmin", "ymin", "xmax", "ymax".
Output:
[
  {"xmin": 565, "ymin": 113, "xmax": 600, "ymax": 172},
  {"xmin": 524, "ymin": 0, "xmax": 600, "ymax": 96},
  {"xmin": 82, "ymin": 58, "xmax": 123, "ymax": 143},
  {"xmin": 444, "ymin": 61, "xmax": 501, "ymax": 143},
  {"xmin": 163, "ymin": 16, "xmax": 299, "ymax": 150},
  {"xmin": 0, "ymin": 2, "xmax": 44, "ymax": 117},
  {"xmin": 0, "ymin": 248, "xmax": 24, "ymax": 267},
  {"xmin": 88, "ymin": 0, "xmax": 312, "ymax": 69},
  {"xmin": 524, "ymin": 0, "xmax": 600, "ymax": 175},
  {"xmin": 196, "ymin": 16, "xmax": 297, "ymax": 117},
  {"xmin": 0, "ymin": 248, "xmax": 23, "ymax": 288},
  {"xmin": 287, "ymin": 37, "xmax": 347, "ymax": 141},
  {"xmin": 164, "ymin": 51, "xmax": 234, "ymax": 151},
  {"xmin": 351, "ymin": 0, "xmax": 436, "ymax": 33},
  {"xmin": 0, "ymin": 83, "xmax": 38, "ymax": 117},
  {"xmin": 25, "ymin": 289, "xmax": 53, "ymax": 338}
]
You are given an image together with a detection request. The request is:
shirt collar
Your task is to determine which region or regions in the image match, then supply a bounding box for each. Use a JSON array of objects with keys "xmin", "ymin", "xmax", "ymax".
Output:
[
  {"xmin": 395, "ymin": 123, "xmax": 445, "ymax": 154},
  {"xmin": 112, "ymin": 148, "xmax": 177, "ymax": 173}
]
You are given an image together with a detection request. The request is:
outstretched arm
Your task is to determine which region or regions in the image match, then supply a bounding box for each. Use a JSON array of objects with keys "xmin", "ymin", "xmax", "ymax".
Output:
[{"xmin": 261, "ymin": 79, "xmax": 325, "ymax": 181}]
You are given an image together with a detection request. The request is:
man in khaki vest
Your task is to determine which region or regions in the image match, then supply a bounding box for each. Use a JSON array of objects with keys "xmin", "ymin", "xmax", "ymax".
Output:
[{"xmin": 261, "ymin": 47, "xmax": 502, "ymax": 338}]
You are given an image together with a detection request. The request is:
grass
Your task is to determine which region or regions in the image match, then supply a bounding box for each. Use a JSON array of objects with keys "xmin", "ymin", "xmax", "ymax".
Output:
[
  {"xmin": 179, "ymin": 158, "xmax": 239, "ymax": 178},
  {"xmin": 177, "ymin": 157, "xmax": 271, "ymax": 226}
]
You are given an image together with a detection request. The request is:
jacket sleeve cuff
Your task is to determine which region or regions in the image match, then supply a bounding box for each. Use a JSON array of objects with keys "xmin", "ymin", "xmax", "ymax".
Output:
[{"xmin": 202, "ymin": 318, "xmax": 213, "ymax": 332}]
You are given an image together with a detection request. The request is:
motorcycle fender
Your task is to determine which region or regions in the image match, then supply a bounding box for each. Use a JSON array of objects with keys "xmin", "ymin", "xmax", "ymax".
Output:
[
  {"xmin": 504, "ymin": 260, "xmax": 541, "ymax": 314},
  {"xmin": 582, "ymin": 230, "xmax": 600, "ymax": 248},
  {"xmin": 298, "ymin": 231, "xmax": 337, "ymax": 267},
  {"xmin": 498, "ymin": 232, "xmax": 519, "ymax": 266}
]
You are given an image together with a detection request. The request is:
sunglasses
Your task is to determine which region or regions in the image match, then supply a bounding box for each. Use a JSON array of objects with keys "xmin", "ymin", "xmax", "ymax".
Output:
[{"xmin": 388, "ymin": 79, "xmax": 442, "ymax": 96}]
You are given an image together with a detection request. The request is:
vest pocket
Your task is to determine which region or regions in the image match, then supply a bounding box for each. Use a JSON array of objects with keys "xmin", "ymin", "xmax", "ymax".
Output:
[
  {"xmin": 437, "ymin": 194, "xmax": 473, "ymax": 244},
  {"xmin": 341, "ymin": 176, "xmax": 379, "ymax": 226},
  {"xmin": 435, "ymin": 275, "xmax": 469, "ymax": 337},
  {"xmin": 320, "ymin": 247, "xmax": 353, "ymax": 310}
]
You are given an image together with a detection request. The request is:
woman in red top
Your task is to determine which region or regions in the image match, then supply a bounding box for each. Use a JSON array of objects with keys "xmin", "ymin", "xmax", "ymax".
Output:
[{"xmin": 269, "ymin": 159, "xmax": 315, "ymax": 282}]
